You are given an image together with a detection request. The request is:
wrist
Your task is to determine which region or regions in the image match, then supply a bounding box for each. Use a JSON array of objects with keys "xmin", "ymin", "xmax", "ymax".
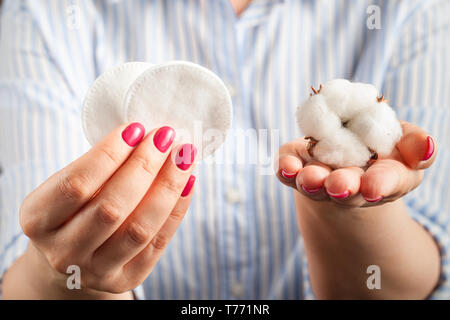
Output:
[{"xmin": 5, "ymin": 243, "xmax": 132, "ymax": 299}]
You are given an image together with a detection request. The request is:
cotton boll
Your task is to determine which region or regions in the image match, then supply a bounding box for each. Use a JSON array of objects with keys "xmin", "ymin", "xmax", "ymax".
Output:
[
  {"xmin": 312, "ymin": 128, "xmax": 371, "ymax": 168},
  {"xmin": 296, "ymin": 94, "xmax": 342, "ymax": 140},
  {"xmin": 347, "ymin": 102, "xmax": 402, "ymax": 156},
  {"xmin": 296, "ymin": 79, "xmax": 402, "ymax": 168}
]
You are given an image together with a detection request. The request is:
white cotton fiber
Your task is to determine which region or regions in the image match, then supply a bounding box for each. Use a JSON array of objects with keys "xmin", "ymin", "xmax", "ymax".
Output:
[
  {"xmin": 319, "ymin": 79, "xmax": 352, "ymax": 120},
  {"xmin": 347, "ymin": 101, "xmax": 403, "ymax": 156},
  {"xmin": 296, "ymin": 94, "xmax": 342, "ymax": 140},
  {"xmin": 296, "ymin": 80, "xmax": 402, "ymax": 168},
  {"xmin": 81, "ymin": 61, "xmax": 233, "ymax": 160},
  {"xmin": 346, "ymin": 82, "xmax": 380, "ymax": 112},
  {"xmin": 313, "ymin": 129, "xmax": 372, "ymax": 168}
]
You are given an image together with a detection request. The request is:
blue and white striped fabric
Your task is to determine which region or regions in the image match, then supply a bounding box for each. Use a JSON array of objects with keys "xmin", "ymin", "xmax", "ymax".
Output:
[{"xmin": 1, "ymin": 0, "xmax": 449, "ymax": 299}]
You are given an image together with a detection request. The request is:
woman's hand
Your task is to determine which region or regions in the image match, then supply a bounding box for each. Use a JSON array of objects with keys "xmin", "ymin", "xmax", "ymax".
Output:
[
  {"xmin": 276, "ymin": 121, "xmax": 436, "ymax": 207},
  {"xmin": 275, "ymin": 120, "xmax": 440, "ymax": 299},
  {"xmin": 4, "ymin": 123, "xmax": 197, "ymax": 299}
]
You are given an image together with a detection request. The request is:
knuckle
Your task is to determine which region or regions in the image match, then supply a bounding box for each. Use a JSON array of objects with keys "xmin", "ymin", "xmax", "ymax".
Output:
[
  {"xmin": 168, "ymin": 208, "xmax": 187, "ymax": 223},
  {"xmin": 131, "ymin": 153, "xmax": 159, "ymax": 178},
  {"xmin": 159, "ymin": 178, "xmax": 185, "ymax": 197},
  {"xmin": 150, "ymin": 233, "xmax": 169, "ymax": 251},
  {"xmin": 95, "ymin": 200, "xmax": 122, "ymax": 225},
  {"xmin": 125, "ymin": 221, "xmax": 151, "ymax": 246},
  {"xmin": 58, "ymin": 173, "xmax": 90, "ymax": 202},
  {"xmin": 99, "ymin": 145, "xmax": 123, "ymax": 167}
]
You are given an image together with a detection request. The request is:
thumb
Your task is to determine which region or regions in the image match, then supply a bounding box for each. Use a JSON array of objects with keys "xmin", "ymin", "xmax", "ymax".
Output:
[{"xmin": 397, "ymin": 121, "xmax": 437, "ymax": 170}]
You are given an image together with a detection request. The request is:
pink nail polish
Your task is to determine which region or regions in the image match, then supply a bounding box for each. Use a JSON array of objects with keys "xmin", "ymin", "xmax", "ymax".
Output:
[
  {"xmin": 363, "ymin": 196, "xmax": 383, "ymax": 203},
  {"xmin": 122, "ymin": 122, "xmax": 145, "ymax": 147},
  {"xmin": 301, "ymin": 185, "xmax": 322, "ymax": 194},
  {"xmin": 153, "ymin": 126, "xmax": 175, "ymax": 152},
  {"xmin": 327, "ymin": 190, "xmax": 350, "ymax": 199},
  {"xmin": 281, "ymin": 170, "xmax": 297, "ymax": 179},
  {"xmin": 175, "ymin": 144, "xmax": 197, "ymax": 170},
  {"xmin": 423, "ymin": 136, "xmax": 434, "ymax": 161},
  {"xmin": 181, "ymin": 175, "xmax": 196, "ymax": 197}
]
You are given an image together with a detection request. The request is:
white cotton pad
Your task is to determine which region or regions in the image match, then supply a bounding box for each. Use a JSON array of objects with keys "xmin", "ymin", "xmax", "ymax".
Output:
[
  {"xmin": 82, "ymin": 62, "xmax": 153, "ymax": 146},
  {"xmin": 296, "ymin": 79, "xmax": 402, "ymax": 168},
  {"xmin": 124, "ymin": 61, "xmax": 233, "ymax": 160}
]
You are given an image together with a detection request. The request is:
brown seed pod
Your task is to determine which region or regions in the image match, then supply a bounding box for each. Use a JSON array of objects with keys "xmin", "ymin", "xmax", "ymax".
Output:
[
  {"xmin": 376, "ymin": 94, "xmax": 388, "ymax": 103},
  {"xmin": 305, "ymin": 136, "xmax": 318, "ymax": 157},
  {"xmin": 309, "ymin": 84, "xmax": 323, "ymax": 96}
]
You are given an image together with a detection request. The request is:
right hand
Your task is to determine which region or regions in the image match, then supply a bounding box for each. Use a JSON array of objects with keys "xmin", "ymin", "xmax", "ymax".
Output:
[{"xmin": 17, "ymin": 123, "xmax": 197, "ymax": 297}]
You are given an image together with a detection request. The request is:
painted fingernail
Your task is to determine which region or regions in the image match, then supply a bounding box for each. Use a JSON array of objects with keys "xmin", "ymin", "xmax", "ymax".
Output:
[
  {"xmin": 153, "ymin": 126, "xmax": 175, "ymax": 152},
  {"xmin": 422, "ymin": 136, "xmax": 434, "ymax": 161},
  {"xmin": 281, "ymin": 170, "xmax": 297, "ymax": 179},
  {"xmin": 301, "ymin": 185, "xmax": 322, "ymax": 194},
  {"xmin": 363, "ymin": 196, "xmax": 383, "ymax": 203},
  {"xmin": 327, "ymin": 190, "xmax": 350, "ymax": 199},
  {"xmin": 181, "ymin": 175, "xmax": 196, "ymax": 197},
  {"xmin": 176, "ymin": 144, "xmax": 197, "ymax": 170},
  {"xmin": 122, "ymin": 122, "xmax": 145, "ymax": 147}
]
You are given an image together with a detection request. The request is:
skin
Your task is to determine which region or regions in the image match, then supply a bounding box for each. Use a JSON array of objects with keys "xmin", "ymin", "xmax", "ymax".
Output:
[
  {"xmin": 276, "ymin": 121, "xmax": 440, "ymax": 299},
  {"xmin": 229, "ymin": 0, "xmax": 252, "ymax": 16},
  {"xmin": 2, "ymin": 124, "xmax": 197, "ymax": 299}
]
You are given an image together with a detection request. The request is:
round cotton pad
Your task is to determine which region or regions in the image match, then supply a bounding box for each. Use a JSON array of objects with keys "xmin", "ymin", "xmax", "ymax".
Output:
[
  {"xmin": 124, "ymin": 61, "xmax": 233, "ymax": 159},
  {"xmin": 82, "ymin": 62, "xmax": 152, "ymax": 146}
]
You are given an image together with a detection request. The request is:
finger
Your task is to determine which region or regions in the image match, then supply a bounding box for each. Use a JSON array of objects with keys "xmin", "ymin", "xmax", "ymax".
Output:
[
  {"xmin": 20, "ymin": 122, "xmax": 145, "ymax": 236},
  {"xmin": 277, "ymin": 154, "xmax": 303, "ymax": 188},
  {"xmin": 296, "ymin": 162, "xmax": 331, "ymax": 200},
  {"xmin": 397, "ymin": 121, "xmax": 437, "ymax": 170},
  {"xmin": 120, "ymin": 183, "xmax": 195, "ymax": 289},
  {"xmin": 360, "ymin": 159, "xmax": 423, "ymax": 203},
  {"xmin": 56, "ymin": 126, "xmax": 176, "ymax": 256},
  {"xmin": 91, "ymin": 144, "xmax": 197, "ymax": 271},
  {"xmin": 275, "ymin": 138, "xmax": 308, "ymax": 187},
  {"xmin": 324, "ymin": 167, "xmax": 364, "ymax": 204}
]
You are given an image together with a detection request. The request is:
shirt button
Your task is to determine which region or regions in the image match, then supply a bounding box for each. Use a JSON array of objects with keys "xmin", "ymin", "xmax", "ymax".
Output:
[
  {"xmin": 226, "ymin": 188, "xmax": 243, "ymax": 204},
  {"xmin": 230, "ymin": 282, "xmax": 245, "ymax": 299}
]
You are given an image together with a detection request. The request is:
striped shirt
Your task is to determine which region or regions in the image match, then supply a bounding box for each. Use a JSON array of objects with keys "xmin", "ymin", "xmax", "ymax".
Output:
[{"xmin": 1, "ymin": 0, "xmax": 449, "ymax": 299}]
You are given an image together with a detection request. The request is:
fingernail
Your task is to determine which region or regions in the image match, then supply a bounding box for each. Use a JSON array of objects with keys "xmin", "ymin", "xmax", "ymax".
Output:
[
  {"xmin": 153, "ymin": 126, "xmax": 175, "ymax": 152},
  {"xmin": 422, "ymin": 136, "xmax": 434, "ymax": 161},
  {"xmin": 363, "ymin": 196, "xmax": 383, "ymax": 203},
  {"xmin": 176, "ymin": 144, "xmax": 197, "ymax": 170},
  {"xmin": 281, "ymin": 170, "xmax": 297, "ymax": 179},
  {"xmin": 301, "ymin": 185, "xmax": 322, "ymax": 194},
  {"xmin": 181, "ymin": 175, "xmax": 196, "ymax": 197},
  {"xmin": 122, "ymin": 122, "xmax": 145, "ymax": 147},
  {"xmin": 327, "ymin": 190, "xmax": 350, "ymax": 199}
]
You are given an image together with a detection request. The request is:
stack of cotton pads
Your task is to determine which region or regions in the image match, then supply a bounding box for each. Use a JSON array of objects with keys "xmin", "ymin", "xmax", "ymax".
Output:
[
  {"xmin": 82, "ymin": 61, "xmax": 233, "ymax": 159},
  {"xmin": 296, "ymin": 79, "xmax": 402, "ymax": 168}
]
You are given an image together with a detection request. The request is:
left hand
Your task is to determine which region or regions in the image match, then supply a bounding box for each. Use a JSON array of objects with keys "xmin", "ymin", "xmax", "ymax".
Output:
[{"xmin": 276, "ymin": 121, "xmax": 437, "ymax": 207}]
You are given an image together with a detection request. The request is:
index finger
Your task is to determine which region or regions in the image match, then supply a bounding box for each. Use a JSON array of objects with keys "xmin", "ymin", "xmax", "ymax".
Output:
[{"xmin": 21, "ymin": 122, "xmax": 145, "ymax": 234}]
